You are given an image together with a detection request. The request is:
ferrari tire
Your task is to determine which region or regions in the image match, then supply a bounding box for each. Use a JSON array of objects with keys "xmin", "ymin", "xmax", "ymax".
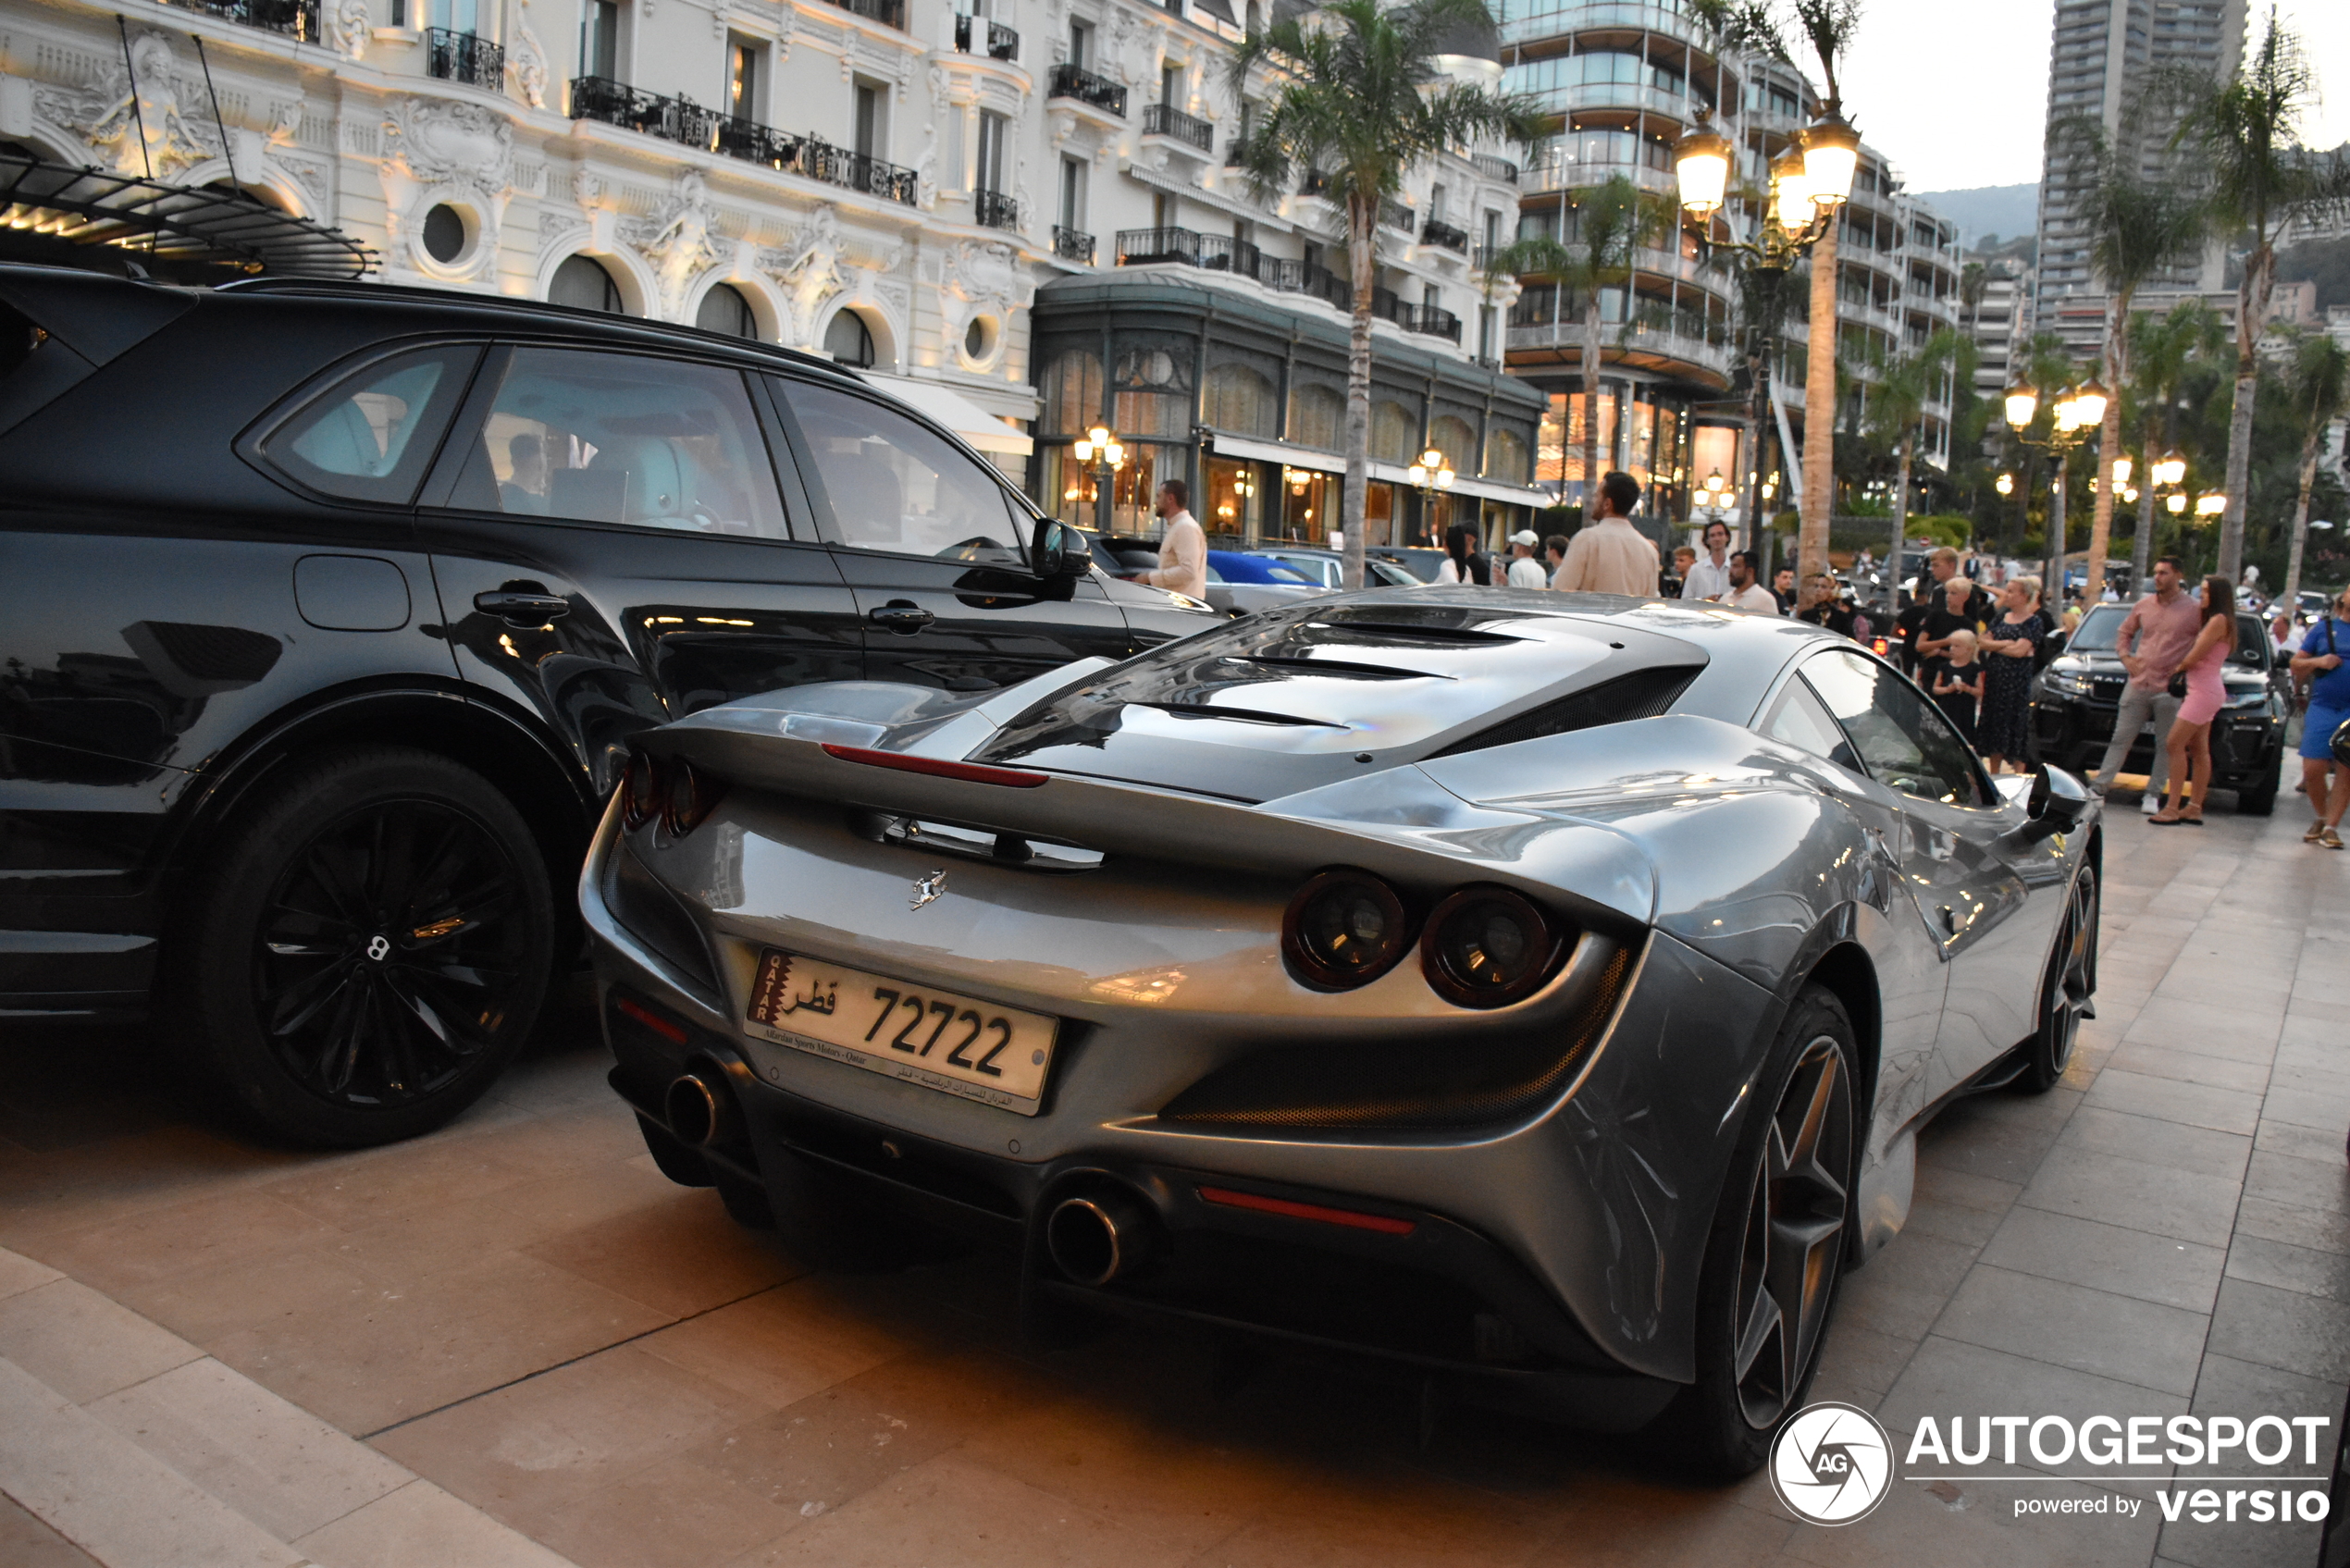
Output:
[
  {"xmin": 180, "ymin": 747, "xmax": 555, "ymax": 1148},
  {"xmin": 1651, "ymin": 984, "xmax": 1858, "ymax": 1478},
  {"xmin": 2013, "ymin": 864, "xmax": 2097, "ymax": 1095}
]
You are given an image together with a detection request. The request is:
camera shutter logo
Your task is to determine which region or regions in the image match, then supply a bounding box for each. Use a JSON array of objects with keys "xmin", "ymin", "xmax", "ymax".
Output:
[{"xmin": 1770, "ymin": 1402, "xmax": 1893, "ymax": 1525}]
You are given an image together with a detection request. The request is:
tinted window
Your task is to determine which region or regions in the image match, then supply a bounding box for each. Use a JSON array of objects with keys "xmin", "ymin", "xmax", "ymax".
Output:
[
  {"xmin": 780, "ymin": 379, "xmax": 1023, "ymax": 563},
  {"xmin": 451, "ymin": 348, "xmax": 787, "ymax": 537},
  {"xmin": 1803, "ymin": 648, "xmax": 1985, "ymax": 806},
  {"xmin": 268, "ymin": 345, "xmax": 478, "ymax": 503},
  {"xmin": 1761, "ymin": 675, "xmax": 1862, "ymax": 774}
]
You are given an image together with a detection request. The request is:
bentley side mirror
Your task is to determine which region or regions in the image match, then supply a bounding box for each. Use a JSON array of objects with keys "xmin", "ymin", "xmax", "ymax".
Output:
[{"xmin": 1032, "ymin": 518, "xmax": 1093, "ymax": 582}]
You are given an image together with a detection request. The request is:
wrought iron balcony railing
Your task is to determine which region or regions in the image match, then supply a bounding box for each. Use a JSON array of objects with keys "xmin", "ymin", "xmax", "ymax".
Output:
[
  {"xmin": 427, "ymin": 28, "xmax": 504, "ymax": 88},
  {"xmin": 1379, "ymin": 199, "xmax": 1416, "ymax": 232},
  {"xmin": 1048, "ymin": 62, "xmax": 1127, "ymax": 117},
  {"xmin": 1420, "ymin": 216, "xmax": 1468, "ymax": 253},
  {"xmin": 1113, "ymin": 227, "xmax": 1355, "ymax": 310},
  {"xmin": 975, "ymin": 188, "xmax": 1020, "ymax": 230},
  {"xmin": 1052, "ymin": 225, "xmax": 1096, "ymax": 265},
  {"xmin": 161, "ymin": 0, "xmax": 319, "ymax": 42},
  {"xmin": 569, "ymin": 79, "xmax": 919, "ymax": 205},
  {"xmin": 1141, "ymin": 103, "xmax": 1213, "ymax": 152},
  {"xmin": 1371, "ymin": 288, "xmax": 1462, "ymax": 341},
  {"xmin": 822, "ymin": 0, "xmax": 906, "ymax": 29},
  {"xmin": 954, "ymin": 14, "xmax": 1019, "ymax": 59}
]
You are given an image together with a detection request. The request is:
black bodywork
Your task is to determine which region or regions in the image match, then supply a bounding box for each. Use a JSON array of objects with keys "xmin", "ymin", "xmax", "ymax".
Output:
[
  {"xmin": 2028, "ymin": 605, "xmax": 2290, "ymax": 812},
  {"xmin": 0, "ymin": 264, "xmax": 1208, "ymax": 1031}
]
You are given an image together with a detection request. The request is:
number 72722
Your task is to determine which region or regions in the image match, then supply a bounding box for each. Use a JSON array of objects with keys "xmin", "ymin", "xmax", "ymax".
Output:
[{"xmin": 863, "ymin": 987, "xmax": 1012, "ymax": 1077}]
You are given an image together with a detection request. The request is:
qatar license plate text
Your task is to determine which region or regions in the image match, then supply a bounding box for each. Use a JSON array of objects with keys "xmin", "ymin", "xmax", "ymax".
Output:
[{"xmin": 743, "ymin": 948, "xmax": 1058, "ymax": 1115}]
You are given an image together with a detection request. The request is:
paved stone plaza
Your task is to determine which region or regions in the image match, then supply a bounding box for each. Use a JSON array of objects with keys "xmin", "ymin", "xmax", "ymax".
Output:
[{"xmin": 1, "ymin": 800, "xmax": 2344, "ymax": 1568}]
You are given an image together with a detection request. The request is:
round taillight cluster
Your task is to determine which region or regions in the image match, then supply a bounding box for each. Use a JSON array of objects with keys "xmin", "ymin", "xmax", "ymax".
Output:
[
  {"xmin": 618, "ymin": 749, "xmax": 726, "ymax": 838},
  {"xmin": 1280, "ymin": 869, "xmax": 1565, "ymax": 1007}
]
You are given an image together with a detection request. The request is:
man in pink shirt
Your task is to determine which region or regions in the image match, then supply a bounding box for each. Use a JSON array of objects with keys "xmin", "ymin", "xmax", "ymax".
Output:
[{"xmin": 2091, "ymin": 555, "xmax": 2203, "ymax": 809}]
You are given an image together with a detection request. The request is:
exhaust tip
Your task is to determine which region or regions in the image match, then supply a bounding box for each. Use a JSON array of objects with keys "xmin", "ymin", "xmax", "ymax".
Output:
[
  {"xmin": 1045, "ymin": 1190, "xmax": 1158, "ymax": 1287},
  {"xmin": 664, "ymin": 1072, "xmax": 733, "ymax": 1149}
]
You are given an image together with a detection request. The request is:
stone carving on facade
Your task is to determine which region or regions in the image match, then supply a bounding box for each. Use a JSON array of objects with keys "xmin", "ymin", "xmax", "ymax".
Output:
[
  {"xmin": 936, "ymin": 238, "xmax": 1028, "ymax": 363},
  {"xmin": 509, "ymin": 0, "xmax": 550, "ymax": 109},
  {"xmin": 384, "ymin": 94, "xmax": 513, "ymax": 198},
  {"xmin": 761, "ymin": 204, "xmax": 849, "ymax": 348},
  {"xmin": 35, "ymin": 31, "xmax": 223, "ymax": 179},
  {"xmin": 333, "ymin": 0, "xmax": 372, "ymax": 60},
  {"xmin": 913, "ymin": 66, "xmax": 950, "ymax": 210},
  {"xmin": 536, "ymin": 212, "xmax": 593, "ymax": 278},
  {"xmin": 622, "ymin": 169, "xmax": 726, "ymax": 320}
]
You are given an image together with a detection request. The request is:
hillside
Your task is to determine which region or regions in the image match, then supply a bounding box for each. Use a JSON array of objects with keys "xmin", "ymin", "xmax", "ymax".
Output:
[{"xmin": 1910, "ymin": 183, "xmax": 2040, "ymax": 248}]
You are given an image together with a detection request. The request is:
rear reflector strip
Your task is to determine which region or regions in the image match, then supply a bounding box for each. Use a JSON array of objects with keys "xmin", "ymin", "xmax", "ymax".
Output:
[
  {"xmin": 1196, "ymin": 1185, "xmax": 1416, "ymax": 1236},
  {"xmin": 819, "ymin": 745, "xmax": 1048, "ymax": 788},
  {"xmin": 614, "ymin": 995, "xmax": 688, "ymax": 1044}
]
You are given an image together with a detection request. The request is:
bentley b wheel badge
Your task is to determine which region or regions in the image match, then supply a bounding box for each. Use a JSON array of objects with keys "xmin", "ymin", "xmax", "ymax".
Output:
[{"xmin": 909, "ymin": 870, "xmax": 947, "ymax": 910}]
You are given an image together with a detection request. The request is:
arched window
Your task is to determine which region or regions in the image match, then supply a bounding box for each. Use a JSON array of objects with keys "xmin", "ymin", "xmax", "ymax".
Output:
[
  {"xmin": 823, "ymin": 308, "xmax": 875, "ymax": 367},
  {"xmin": 1286, "ymin": 382, "xmax": 1342, "ymax": 450},
  {"xmin": 1429, "ymin": 415, "xmax": 1476, "ymax": 475},
  {"xmin": 1112, "ymin": 343, "xmax": 1193, "ymax": 439},
  {"xmin": 696, "ymin": 283, "xmax": 759, "ymax": 339},
  {"xmin": 1042, "ymin": 351, "xmax": 1105, "ymax": 436},
  {"xmin": 550, "ymin": 254, "xmax": 624, "ymax": 314},
  {"xmin": 1202, "ymin": 363, "xmax": 1276, "ymax": 438},
  {"xmin": 1371, "ymin": 401, "xmax": 1417, "ymax": 464},
  {"xmin": 1486, "ymin": 426, "xmax": 1531, "ymax": 483}
]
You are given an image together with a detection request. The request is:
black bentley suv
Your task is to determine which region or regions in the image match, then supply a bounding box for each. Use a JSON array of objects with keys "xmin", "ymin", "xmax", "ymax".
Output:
[
  {"xmin": 0, "ymin": 263, "xmax": 1210, "ymax": 1145},
  {"xmin": 2030, "ymin": 603, "xmax": 2289, "ymax": 812}
]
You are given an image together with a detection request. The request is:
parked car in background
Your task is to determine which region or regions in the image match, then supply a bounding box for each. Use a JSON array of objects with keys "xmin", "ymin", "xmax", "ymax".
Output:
[
  {"xmin": 2030, "ymin": 605, "xmax": 2289, "ymax": 812},
  {"xmin": 1200, "ymin": 550, "xmax": 1330, "ymax": 617},
  {"xmin": 0, "ymin": 263, "xmax": 1210, "ymax": 1146},
  {"xmin": 1249, "ymin": 548, "xmax": 1424, "ymax": 590},
  {"xmin": 1369, "ymin": 546, "xmax": 1449, "ymax": 584},
  {"xmin": 588, "ymin": 591, "xmax": 2099, "ymax": 1475}
]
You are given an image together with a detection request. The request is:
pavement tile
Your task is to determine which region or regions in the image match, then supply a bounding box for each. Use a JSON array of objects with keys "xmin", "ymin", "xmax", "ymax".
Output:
[
  {"xmin": 1929, "ymin": 1265, "xmax": 2208, "ymax": 1396},
  {"xmin": 0, "ymin": 1278, "xmax": 204, "ymax": 1403},
  {"xmin": 2242, "ymin": 1150, "xmax": 2350, "ymax": 1216},
  {"xmin": 2104, "ymin": 1044, "xmax": 2271, "ymax": 1096},
  {"xmin": 1827, "ymin": 1229, "xmax": 1981, "ymax": 1343},
  {"xmin": 2205, "ymin": 1277, "xmax": 2350, "ymax": 1385},
  {"xmin": 518, "ymin": 1187, "xmax": 800, "ymax": 1319},
  {"xmin": 634, "ymin": 1278, "xmax": 915, "ymax": 1414},
  {"xmin": 1878, "ymin": 1337, "xmax": 2189, "ymax": 1469},
  {"xmin": 2081, "ymin": 1070, "xmax": 2264, "ymax": 1136},
  {"xmin": 325, "ymin": 1159, "xmax": 689, "ymax": 1287},
  {"xmin": 1521, "ymin": 1472, "xmax": 1793, "ymax": 1568},
  {"xmin": 2252, "ymin": 1119, "xmax": 2350, "ymax": 1166},
  {"xmin": 2019, "ymin": 1145, "xmax": 2245, "ymax": 1248},
  {"xmin": 2055, "ymin": 1107, "xmax": 2252, "ymax": 1183},
  {"xmin": 19, "ymin": 1188, "xmax": 344, "ymax": 1297},
  {"xmin": 0, "ymin": 1248, "xmax": 63, "ymax": 1301},
  {"xmin": 292, "ymin": 1478, "xmax": 578, "ymax": 1568},
  {"xmin": 1901, "ymin": 1197, "xmax": 2009, "ymax": 1249},
  {"xmin": 1777, "ymin": 1475, "xmax": 2162, "ymax": 1568},
  {"xmin": 1911, "ymin": 1165, "xmax": 2025, "ymax": 1215},
  {"xmin": 2253, "ymin": 1086, "xmax": 2350, "ymax": 1135},
  {"xmin": 2232, "ymin": 1193, "xmax": 2350, "ymax": 1258},
  {"xmin": 0, "ymin": 1492, "xmax": 102, "ymax": 1568},
  {"xmin": 113, "ymin": 1248, "xmax": 381, "ymax": 1346},
  {"xmin": 86, "ymin": 1356, "xmax": 413, "ymax": 1540},
  {"xmin": 1979, "ymin": 1206, "xmax": 2227, "ymax": 1314},
  {"xmin": 527, "ymin": 1452, "xmax": 808, "ymax": 1568},
  {"xmin": 2223, "ymin": 1234, "xmax": 2350, "ymax": 1303}
]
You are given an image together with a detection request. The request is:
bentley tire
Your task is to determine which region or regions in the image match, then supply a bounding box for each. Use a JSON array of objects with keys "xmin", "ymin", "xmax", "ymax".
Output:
[
  {"xmin": 1652, "ymin": 984, "xmax": 1858, "ymax": 1478},
  {"xmin": 182, "ymin": 747, "xmax": 555, "ymax": 1147},
  {"xmin": 2014, "ymin": 865, "xmax": 2097, "ymax": 1095}
]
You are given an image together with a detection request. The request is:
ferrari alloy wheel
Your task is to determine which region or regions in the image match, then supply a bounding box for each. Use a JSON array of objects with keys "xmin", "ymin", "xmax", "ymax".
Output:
[
  {"xmin": 2015, "ymin": 865, "xmax": 2097, "ymax": 1095},
  {"xmin": 185, "ymin": 747, "xmax": 554, "ymax": 1147},
  {"xmin": 1656, "ymin": 984, "xmax": 1857, "ymax": 1477}
]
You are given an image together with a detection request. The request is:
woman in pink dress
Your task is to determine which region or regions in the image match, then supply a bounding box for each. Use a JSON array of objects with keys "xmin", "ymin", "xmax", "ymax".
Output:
[{"xmin": 2149, "ymin": 574, "xmax": 2236, "ymax": 826}]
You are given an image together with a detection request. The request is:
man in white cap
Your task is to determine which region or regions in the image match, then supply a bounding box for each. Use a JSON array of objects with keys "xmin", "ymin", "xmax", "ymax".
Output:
[{"xmin": 1505, "ymin": 529, "xmax": 1548, "ymax": 588}]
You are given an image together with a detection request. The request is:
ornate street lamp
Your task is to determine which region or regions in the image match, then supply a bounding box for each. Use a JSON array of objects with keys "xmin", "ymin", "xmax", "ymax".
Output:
[
  {"xmin": 1996, "ymin": 472, "xmax": 2014, "ymax": 497},
  {"xmin": 2151, "ymin": 451, "xmax": 2187, "ymax": 488},
  {"xmin": 2166, "ymin": 492, "xmax": 2187, "ymax": 515},
  {"xmin": 2004, "ymin": 378, "xmax": 2107, "ymax": 599},
  {"xmin": 1406, "ymin": 444, "xmax": 1453, "ymax": 545},
  {"xmin": 1070, "ymin": 423, "xmax": 1124, "ymax": 533},
  {"xmin": 1673, "ymin": 107, "xmax": 1855, "ymax": 582}
]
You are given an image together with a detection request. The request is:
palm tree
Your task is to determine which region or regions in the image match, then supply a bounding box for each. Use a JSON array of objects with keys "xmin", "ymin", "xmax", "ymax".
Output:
[
  {"xmin": 2055, "ymin": 114, "xmax": 2206, "ymax": 603},
  {"xmin": 1691, "ymin": 0, "xmax": 1865, "ymax": 584},
  {"xmin": 2122, "ymin": 300, "xmax": 2226, "ymax": 585},
  {"xmin": 1861, "ymin": 327, "xmax": 1965, "ymax": 622},
  {"xmin": 1231, "ymin": 0, "xmax": 1544, "ymax": 588},
  {"xmin": 2167, "ymin": 12, "xmax": 2350, "ymax": 580},
  {"xmin": 2279, "ymin": 329, "xmax": 2350, "ymax": 611},
  {"xmin": 1538, "ymin": 178, "xmax": 1674, "ymax": 509}
]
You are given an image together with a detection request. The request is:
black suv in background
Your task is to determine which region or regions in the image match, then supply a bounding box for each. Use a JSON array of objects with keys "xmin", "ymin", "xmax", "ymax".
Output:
[
  {"xmin": 0, "ymin": 264, "xmax": 1210, "ymax": 1145},
  {"xmin": 2030, "ymin": 603, "xmax": 2289, "ymax": 813}
]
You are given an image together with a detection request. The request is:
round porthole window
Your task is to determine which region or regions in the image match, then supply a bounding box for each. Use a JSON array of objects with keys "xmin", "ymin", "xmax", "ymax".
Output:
[
  {"xmin": 963, "ymin": 315, "xmax": 997, "ymax": 363},
  {"xmin": 421, "ymin": 204, "xmax": 467, "ymax": 265}
]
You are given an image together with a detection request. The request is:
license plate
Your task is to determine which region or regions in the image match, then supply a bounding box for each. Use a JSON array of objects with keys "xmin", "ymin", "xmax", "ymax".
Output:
[{"xmin": 743, "ymin": 949, "xmax": 1058, "ymax": 1116}]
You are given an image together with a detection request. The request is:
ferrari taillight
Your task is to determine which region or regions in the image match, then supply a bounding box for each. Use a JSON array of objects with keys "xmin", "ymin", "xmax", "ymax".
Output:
[
  {"xmin": 620, "ymin": 750, "xmax": 662, "ymax": 832},
  {"xmin": 1420, "ymin": 885, "xmax": 1562, "ymax": 1008},
  {"xmin": 1282, "ymin": 869, "xmax": 1411, "ymax": 990},
  {"xmin": 663, "ymin": 759, "xmax": 726, "ymax": 837}
]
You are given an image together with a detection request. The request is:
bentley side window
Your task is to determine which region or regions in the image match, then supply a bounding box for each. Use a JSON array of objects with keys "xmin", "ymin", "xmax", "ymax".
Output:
[
  {"xmin": 1760, "ymin": 675, "xmax": 1862, "ymax": 775},
  {"xmin": 1805, "ymin": 648, "xmax": 1986, "ymax": 807},
  {"xmin": 448, "ymin": 349, "xmax": 790, "ymax": 539},
  {"xmin": 266, "ymin": 345, "xmax": 480, "ymax": 504},
  {"xmin": 778, "ymin": 379, "xmax": 1024, "ymax": 565}
]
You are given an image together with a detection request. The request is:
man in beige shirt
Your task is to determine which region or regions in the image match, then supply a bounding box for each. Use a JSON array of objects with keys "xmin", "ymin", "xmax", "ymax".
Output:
[
  {"xmin": 1142, "ymin": 478, "xmax": 1206, "ymax": 600},
  {"xmin": 1554, "ymin": 471, "xmax": 1660, "ymax": 598}
]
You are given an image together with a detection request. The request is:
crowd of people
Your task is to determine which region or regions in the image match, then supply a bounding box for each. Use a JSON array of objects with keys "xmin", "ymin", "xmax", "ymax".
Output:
[{"xmin": 1425, "ymin": 470, "xmax": 2346, "ymax": 838}]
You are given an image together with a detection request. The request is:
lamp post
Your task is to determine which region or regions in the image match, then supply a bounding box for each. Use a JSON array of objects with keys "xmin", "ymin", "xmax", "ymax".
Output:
[
  {"xmin": 1070, "ymin": 423, "xmax": 1125, "ymax": 535},
  {"xmin": 1673, "ymin": 108, "xmax": 1858, "ymax": 589},
  {"xmin": 2002, "ymin": 377, "xmax": 2109, "ymax": 602},
  {"xmin": 1406, "ymin": 444, "xmax": 1454, "ymax": 547}
]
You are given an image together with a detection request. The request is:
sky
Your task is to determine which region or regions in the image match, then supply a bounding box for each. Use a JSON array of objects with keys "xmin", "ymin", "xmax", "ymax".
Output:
[{"xmin": 1830, "ymin": 0, "xmax": 2350, "ymax": 196}]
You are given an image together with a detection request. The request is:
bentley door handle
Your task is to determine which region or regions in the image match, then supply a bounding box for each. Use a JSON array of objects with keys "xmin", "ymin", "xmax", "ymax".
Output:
[
  {"xmin": 474, "ymin": 590, "xmax": 571, "ymax": 625},
  {"xmin": 868, "ymin": 601, "xmax": 935, "ymax": 635}
]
